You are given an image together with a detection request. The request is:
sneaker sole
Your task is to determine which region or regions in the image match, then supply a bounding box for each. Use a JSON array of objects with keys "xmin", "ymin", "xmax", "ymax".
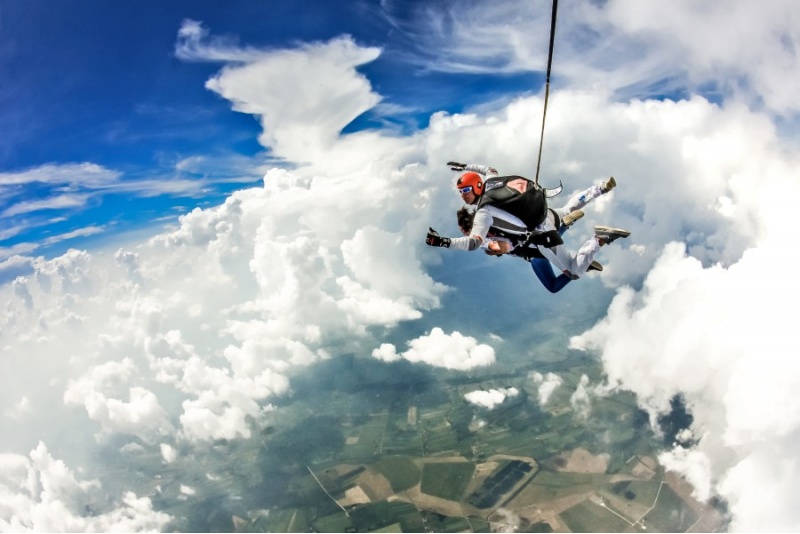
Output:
[
  {"xmin": 562, "ymin": 210, "xmax": 584, "ymax": 227},
  {"xmin": 595, "ymin": 225, "xmax": 630, "ymax": 238}
]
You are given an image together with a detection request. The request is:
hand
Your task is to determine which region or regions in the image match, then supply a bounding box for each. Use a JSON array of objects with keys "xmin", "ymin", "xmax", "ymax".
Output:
[
  {"xmin": 446, "ymin": 161, "xmax": 466, "ymax": 171},
  {"xmin": 426, "ymin": 228, "xmax": 451, "ymax": 248},
  {"xmin": 485, "ymin": 241, "xmax": 509, "ymax": 256}
]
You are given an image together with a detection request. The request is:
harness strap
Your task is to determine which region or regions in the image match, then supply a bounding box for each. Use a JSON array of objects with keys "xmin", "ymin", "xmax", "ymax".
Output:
[
  {"xmin": 489, "ymin": 217, "xmax": 529, "ymax": 235},
  {"xmin": 549, "ymin": 208, "xmax": 561, "ymax": 230},
  {"xmin": 509, "ymin": 247, "xmax": 545, "ymax": 261},
  {"xmin": 521, "ymin": 230, "xmax": 563, "ymax": 248},
  {"xmin": 509, "ymin": 208, "xmax": 564, "ymax": 256}
]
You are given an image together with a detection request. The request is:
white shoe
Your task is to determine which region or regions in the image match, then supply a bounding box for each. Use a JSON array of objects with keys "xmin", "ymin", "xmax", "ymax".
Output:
[
  {"xmin": 595, "ymin": 225, "xmax": 630, "ymax": 244},
  {"xmin": 601, "ymin": 177, "xmax": 617, "ymax": 193},
  {"xmin": 562, "ymin": 210, "xmax": 584, "ymax": 227}
]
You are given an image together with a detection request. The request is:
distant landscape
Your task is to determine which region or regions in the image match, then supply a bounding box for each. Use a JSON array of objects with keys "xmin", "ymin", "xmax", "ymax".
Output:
[{"xmin": 104, "ymin": 346, "xmax": 726, "ymax": 533}]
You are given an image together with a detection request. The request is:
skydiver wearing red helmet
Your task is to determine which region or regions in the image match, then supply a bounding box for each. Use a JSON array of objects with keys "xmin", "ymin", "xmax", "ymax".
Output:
[{"xmin": 425, "ymin": 162, "xmax": 630, "ymax": 283}]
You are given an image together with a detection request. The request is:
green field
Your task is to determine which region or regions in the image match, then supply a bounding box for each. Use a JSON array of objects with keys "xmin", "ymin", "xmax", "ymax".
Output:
[
  {"xmin": 422, "ymin": 420, "xmax": 459, "ymax": 453},
  {"xmin": 373, "ymin": 522, "xmax": 403, "ymax": 533},
  {"xmin": 421, "ymin": 511, "xmax": 490, "ymax": 532},
  {"xmin": 220, "ymin": 350, "xmax": 722, "ymax": 533},
  {"xmin": 560, "ymin": 499, "xmax": 633, "ymax": 533},
  {"xmin": 350, "ymin": 501, "xmax": 424, "ymax": 533},
  {"xmin": 338, "ymin": 416, "xmax": 387, "ymax": 461},
  {"xmin": 514, "ymin": 470, "xmax": 597, "ymax": 504},
  {"xmin": 606, "ymin": 479, "xmax": 663, "ymax": 510},
  {"xmin": 642, "ymin": 483, "xmax": 699, "ymax": 532},
  {"xmin": 252, "ymin": 508, "xmax": 310, "ymax": 533},
  {"xmin": 373, "ymin": 456, "xmax": 421, "ymax": 493},
  {"xmin": 312, "ymin": 510, "xmax": 352, "ymax": 533},
  {"xmin": 420, "ymin": 461, "xmax": 475, "ymax": 501}
]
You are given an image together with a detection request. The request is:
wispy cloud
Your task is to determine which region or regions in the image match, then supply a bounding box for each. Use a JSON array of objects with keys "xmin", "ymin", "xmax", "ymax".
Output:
[
  {"xmin": 0, "ymin": 242, "xmax": 38, "ymax": 262},
  {"xmin": 0, "ymin": 159, "xmax": 264, "ymax": 253},
  {"xmin": 175, "ymin": 19, "xmax": 274, "ymax": 63},
  {"xmin": 42, "ymin": 225, "xmax": 104, "ymax": 246},
  {"xmin": 382, "ymin": 0, "xmax": 800, "ymax": 115},
  {"xmin": 2, "ymin": 194, "xmax": 89, "ymax": 217},
  {"xmin": 0, "ymin": 162, "xmax": 121, "ymax": 188},
  {"xmin": 0, "ymin": 225, "xmax": 105, "ymax": 262}
]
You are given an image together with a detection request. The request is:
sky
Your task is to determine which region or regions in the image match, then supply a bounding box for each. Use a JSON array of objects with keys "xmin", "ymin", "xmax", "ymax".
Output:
[{"xmin": 1, "ymin": 0, "xmax": 800, "ymax": 531}]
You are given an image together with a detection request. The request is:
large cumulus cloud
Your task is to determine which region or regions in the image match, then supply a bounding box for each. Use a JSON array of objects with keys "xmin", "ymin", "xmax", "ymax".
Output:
[
  {"xmin": 0, "ymin": 443, "xmax": 169, "ymax": 532},
  {"xmin": 2, "ymin": 2, "xmax": 800, "ymax": 530}
]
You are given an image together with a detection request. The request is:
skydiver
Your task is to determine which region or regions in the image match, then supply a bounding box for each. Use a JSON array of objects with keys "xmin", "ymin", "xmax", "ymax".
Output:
[
  {"xmin": 456, "ymin": 206, "xmax": 599, "ymax": 293},
  {"xmin": 425, "ymin": 162, "xmax": 630, "ymax": 282}
]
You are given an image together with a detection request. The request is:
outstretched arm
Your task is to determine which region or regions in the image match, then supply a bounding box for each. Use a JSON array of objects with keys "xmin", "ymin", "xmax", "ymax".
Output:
[
  {"xmin": 439, "ymin": 209, "xmax": 492, "ymax": 251},
  {"xmin": 447, "ymin": 161, "xmax": 498, "ymax": 177},
  {"xmin": 464, "ymin": 163, "xmax": 499, "ymax": 177}
]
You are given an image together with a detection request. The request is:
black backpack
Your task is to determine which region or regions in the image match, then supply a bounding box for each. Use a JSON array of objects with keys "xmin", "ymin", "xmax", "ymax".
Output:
[
  {"xmin": 477, "ymin": 175, "xmax": 563, "ymax": 249},
  {"xmin": 476, "ymin": 176, "xmax": 549, "ymax": 229}
]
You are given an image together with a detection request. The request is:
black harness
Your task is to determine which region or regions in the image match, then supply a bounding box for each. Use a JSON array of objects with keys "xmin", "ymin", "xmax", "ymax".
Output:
[{"xmin": 477, "ymin": 176, "xmax": 563, "ymax": 251}]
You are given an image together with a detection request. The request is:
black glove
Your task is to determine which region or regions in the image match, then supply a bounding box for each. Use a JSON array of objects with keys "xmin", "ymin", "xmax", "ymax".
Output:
[
  {"xmin": 446, "ymin": 161, "xmax": 466, "ymax": 171},
  {"xmin": 426, "ymin": 228, "xmax": 451, "ymax": 248}
]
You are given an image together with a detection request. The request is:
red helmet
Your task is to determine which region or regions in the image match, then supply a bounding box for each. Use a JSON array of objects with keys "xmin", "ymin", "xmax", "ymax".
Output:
[{"xmin": 456, "ymin": 171, "xmax": 483, "ymax": 196}]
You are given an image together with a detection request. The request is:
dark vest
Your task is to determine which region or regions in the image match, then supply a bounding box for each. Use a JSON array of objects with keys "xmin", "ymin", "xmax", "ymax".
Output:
[
  {"xmin": 477, "ymin": 176, "xmax": 549, "ymax": 229},
  {"xmin": 477, "ymin": 176, "xmax": 562, "ymax": 249}
]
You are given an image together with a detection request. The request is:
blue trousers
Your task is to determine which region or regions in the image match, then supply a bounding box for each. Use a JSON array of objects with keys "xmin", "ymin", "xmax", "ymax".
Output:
[{"xmin": 530, "ymin": 226, "xmax": 571, "ymax": 293}]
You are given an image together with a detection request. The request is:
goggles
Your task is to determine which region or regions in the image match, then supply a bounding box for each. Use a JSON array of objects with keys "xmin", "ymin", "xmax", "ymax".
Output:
[{"xmin": 458, "ymin": 186, "xmax": 474, "ymax": 194}]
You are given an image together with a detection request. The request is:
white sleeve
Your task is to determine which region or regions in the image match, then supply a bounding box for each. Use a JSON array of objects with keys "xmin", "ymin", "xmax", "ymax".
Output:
[
  {"xmin": 465, "ymin": 163, "xmax": 499, "ymax": 177},
  {"xmin": 449, "ymin": 236, "xmax": 481, "ymax": 251},
  {"xmin": 449, "ymin": 210, "xmax": 492, "ymax": 251}
]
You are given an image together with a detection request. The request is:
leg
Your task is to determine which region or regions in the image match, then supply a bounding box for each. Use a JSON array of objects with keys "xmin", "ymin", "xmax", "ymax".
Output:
[
  {"xmin": 539, "ymin": 238, "xmax": 602, "ymax": 278},
  {"xmin": 554, "ymin": 185, "xmax": 604, "ymax": 219},
  {"xmin": 554, "ymin": 177, "xmax": 615, "ymax": 219},
  {"xmin": 530, "ymin": 257, "xmax": 572, "ymax": 293},
  {"xmin": 572, "ymin": 237, "xmax": 602, "ymax": 276}
]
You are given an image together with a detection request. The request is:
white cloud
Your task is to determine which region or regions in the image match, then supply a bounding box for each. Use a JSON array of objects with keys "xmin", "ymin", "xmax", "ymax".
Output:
[
  {"xmin": 4, "ymin": 397, "xmax": 31, "ymax": 420},
  {"xmin": 372, "ymin": 343, "xmax": 401, "ymax": 363},
  {"xmin": 0, "ymin": 162, "xmax": 120, "ymax": 189},
  {"xmin": 175, "ymin": 19, "xmax": 268, "ymax": 63},
  {"xmin": 530, "ymin": 372, "xmax": 562, "ymax": 406},
  {"xmin": 464, "ymin": 388, "xmax": 519, "ymax": 410},
  {"xmin": 2, "ymin": 193, "xmax": 89, "ymax": 217},
  {"xmin": 493, "ymin": 507, "xmax": 523, "ymax": 533},
  {"xmin": 0, "ymin": 442, "xmax": 171, "ymax": 532},
  {"xmin": 0, "ymin": 244, "xmax": 39, "ymax": 263},
  {"xmin": 389, "ymin": 0, "xmax": 800, "ymax": 114},
  {"xmin": 570, "ymin": 151, "xmax": 800, "ymax": 529},
  {"xmin": 596, "ymin": 0, "xmax": 800, "ymax": 114},
  {"xmin": 42, "ymin": 225, "xmax": 105, "ymax": 245},
  {"xmin": 569, "ymin": 375, "xmax": 592, "ymax": 419},
  {"xmin": 469, "ymin": 417, "xmax": 487, "ymax": 432},
  {"xmin": 374, "ymin": 328, "xmax": 496, "ymax": 371},
  {"xmin": 3, "ymin": 8, "xmax": 800, "ymax": 529},
  {"xmin": 658, "ymin": 446, "xmax": 713, "ymax": 502},
  {"xmin": 64, "ymin": 359, "xmax": 175, "ymax": 444},
  {"xmin": 186, "ymin": 27, "xmax": 385, "ymax": 166}
]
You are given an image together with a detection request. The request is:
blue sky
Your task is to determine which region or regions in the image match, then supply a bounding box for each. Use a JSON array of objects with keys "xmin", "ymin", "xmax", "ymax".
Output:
[
  {"xmin": 2, "ymin": 0, "xmax": 800, "ymax": 531},
  {"xmin": 0, "ymin": 0, "xmax": 541, "ymax": 262}
]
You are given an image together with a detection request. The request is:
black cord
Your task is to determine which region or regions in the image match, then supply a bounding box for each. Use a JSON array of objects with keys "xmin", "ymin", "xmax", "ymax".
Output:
[{"xmin": 534, "ymin": 0, "xmax": 559, "ymax": 187}]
